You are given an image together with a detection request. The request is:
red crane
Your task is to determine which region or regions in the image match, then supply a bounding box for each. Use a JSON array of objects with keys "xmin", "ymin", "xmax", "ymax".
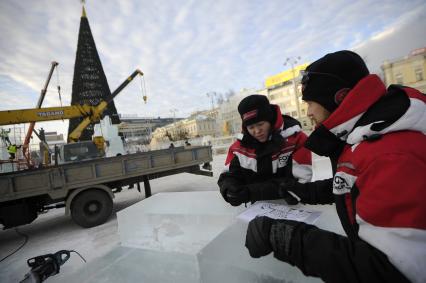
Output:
[{"xmin": 22, "ymin": 61, "xmax": 59, "ymax": 166}]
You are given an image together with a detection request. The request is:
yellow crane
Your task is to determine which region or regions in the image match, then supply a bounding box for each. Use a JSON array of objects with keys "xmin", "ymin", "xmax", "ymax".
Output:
[
  {"xmin": 0, "ymin": 69, "xmax": 145, "ymax": 165},
  {"xmin": 0, "ymin": 69, "xmax": 145, "ymax": 142}
]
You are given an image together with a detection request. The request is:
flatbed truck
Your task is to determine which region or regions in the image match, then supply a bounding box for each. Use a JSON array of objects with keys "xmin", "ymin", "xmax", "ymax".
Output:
[{"xmin": 0, "ymin": 145, "xmax": 212, "ymax": 229}]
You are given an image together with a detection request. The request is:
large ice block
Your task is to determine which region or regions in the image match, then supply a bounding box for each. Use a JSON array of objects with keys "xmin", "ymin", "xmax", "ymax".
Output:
[
  {"xmin": 65, "ymin": 246, "xmax": 201, "ymax": 283},
  {"xmin": 197, "ymin": 203, "xmax": 345, "ymax": 283},
  {"xmin": 67, "ymin": 192, "xmax": 344, "ymax": 283},
  {"xmin": 117, "ymin": 191, "xmax": 245, "ymax": 254}
]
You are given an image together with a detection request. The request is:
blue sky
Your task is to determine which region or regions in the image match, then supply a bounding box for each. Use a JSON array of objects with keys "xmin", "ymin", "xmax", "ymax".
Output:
[{"xmin": 0, "ymin": 0, "xmax": 425, "ymax": 137}]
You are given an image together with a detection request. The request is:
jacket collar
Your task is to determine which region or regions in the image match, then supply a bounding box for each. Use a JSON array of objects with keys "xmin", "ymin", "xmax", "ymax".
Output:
[
  {"xmin": 322, "ymin": 74, "xmax": 386, "ymax": 141},
  {"xmin": 306, "ymin": 75, "xmax": 426, "ymax": 156}
]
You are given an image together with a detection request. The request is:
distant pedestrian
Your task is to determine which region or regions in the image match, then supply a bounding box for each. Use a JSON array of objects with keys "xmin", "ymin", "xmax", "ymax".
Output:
[
  {"xmin": 184, "ymin": 140, "xmax": 191, "ymax": 146},
  {"xmin": 169, "ymin": 143, "xmax": 175, "ymax": 149}
]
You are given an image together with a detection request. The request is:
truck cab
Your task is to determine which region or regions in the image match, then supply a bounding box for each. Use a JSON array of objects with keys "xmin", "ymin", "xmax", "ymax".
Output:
[{"xmin": 58, "ymin": 141, "xmax": 103, "ymax": 164}]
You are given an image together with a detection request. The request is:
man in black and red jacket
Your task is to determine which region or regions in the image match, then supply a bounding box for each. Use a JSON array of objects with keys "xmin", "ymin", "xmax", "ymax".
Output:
[
  {"xmin": 218, "ymin": 94, "xmax": 313, "ymax": 206},
  {"xmin": 244, "ymin": 50, "xmax": 426, "ymax": 283}
]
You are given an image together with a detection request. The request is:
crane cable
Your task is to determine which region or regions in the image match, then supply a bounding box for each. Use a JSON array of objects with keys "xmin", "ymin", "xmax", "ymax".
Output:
[
  {"xmin": 139, "ymin": 74, "xmax": 147, "ymax": 103},
  {"xmin": 56, "ymin": 65, "xmax": 63, "ymax": 108},
  {"xmin": 55, "ymin": 65, "xmax": 65, "ymax": 124}
]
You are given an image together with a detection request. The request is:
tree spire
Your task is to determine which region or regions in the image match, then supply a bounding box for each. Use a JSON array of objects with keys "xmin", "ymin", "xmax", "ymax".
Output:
[{"xmin": 81, "ymin": 0, "xmax": 86, "ymax": 18}]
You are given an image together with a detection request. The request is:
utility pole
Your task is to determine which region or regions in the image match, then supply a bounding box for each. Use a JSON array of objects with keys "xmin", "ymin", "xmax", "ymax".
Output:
[{"xmin": 284, "ymin": 57, "xmax": 302, "ymax": 119}]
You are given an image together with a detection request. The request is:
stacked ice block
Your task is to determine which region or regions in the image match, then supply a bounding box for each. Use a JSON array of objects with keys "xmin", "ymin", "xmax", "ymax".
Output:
[{"xmin": 66, "ymin": 191, "xmax": 343, "ymax": 282}]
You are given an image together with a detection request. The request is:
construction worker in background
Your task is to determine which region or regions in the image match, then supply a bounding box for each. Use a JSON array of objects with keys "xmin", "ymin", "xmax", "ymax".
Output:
[
  {"xmin": 0, "ymin": 128, "xmax": 11, "ymax": 146},
  {"xmin": 39, "ymin": 127, "xmax": 46, "ymax": 142},
  {"xmin": 7, "ymin": 144, "xmax": 21, "ymax": 160}
]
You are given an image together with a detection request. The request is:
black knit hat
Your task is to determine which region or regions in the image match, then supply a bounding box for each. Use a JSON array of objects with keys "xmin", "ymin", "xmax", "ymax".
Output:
[
  {"xmin": 301, "ymin": 50, "xmax": 369, "ymax": 112},
  {"xmin": 238, "ymin": 94, "xmax": 274, "ymax": 127}
]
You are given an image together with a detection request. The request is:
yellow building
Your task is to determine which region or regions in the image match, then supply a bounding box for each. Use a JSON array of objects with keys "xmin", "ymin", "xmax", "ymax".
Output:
[
  {"xmin": 265, "ymin": 63, "xmax": 314, "ymax": 131},
  {"xmin": 382, "ymin": 47, "xmax": 426, "ymax": 93}
]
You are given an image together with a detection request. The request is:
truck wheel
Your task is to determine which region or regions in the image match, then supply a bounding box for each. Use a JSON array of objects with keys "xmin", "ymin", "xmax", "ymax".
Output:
[{"xmin": 71, "ymin": 189, "xmax": 113, "ymax": 228}]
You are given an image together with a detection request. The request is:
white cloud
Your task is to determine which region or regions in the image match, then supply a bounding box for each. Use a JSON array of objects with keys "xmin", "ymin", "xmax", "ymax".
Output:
[{"xmin": 0, "ymin": 0, "xmax": 425, "ymax": 138}]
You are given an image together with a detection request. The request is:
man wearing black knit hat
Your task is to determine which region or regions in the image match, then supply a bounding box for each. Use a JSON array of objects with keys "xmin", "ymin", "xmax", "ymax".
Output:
[
  {"xmin": 245, "ymin": 50, "xmax": 426, "ymax": 283},
  {"xmin": 218, "ymin": 94, "xmax": 313, "ymax": 207}
]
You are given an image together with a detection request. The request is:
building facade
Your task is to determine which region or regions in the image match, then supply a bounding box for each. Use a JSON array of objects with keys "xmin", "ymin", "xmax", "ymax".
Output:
[
  {"xmin": 118, "ymin": 116, "xmax": 178, "ymax": 145},
  {"xmin": 265, "ymin": 63, "xmax": 314, "ymax": 131},
  {"xmin": 216, "ymin": 88, "xmax": 265, "ymax": 137},
  {"xmin": 150, "ymin": 111, "xmax": 216, "ymax": 143},
  {"xmin": 382, "ymin": 47, "xmax": 426, "ymax": 93}
]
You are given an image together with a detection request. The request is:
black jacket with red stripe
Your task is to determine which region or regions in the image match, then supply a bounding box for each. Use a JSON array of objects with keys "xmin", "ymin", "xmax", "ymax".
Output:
[
  {"xmin": 285, "ymin": 75, "xmax": 426, "ymax": 283},
  {"xmin": 218, "ymin": 105, "xmax": 313, "ymax": 199}
]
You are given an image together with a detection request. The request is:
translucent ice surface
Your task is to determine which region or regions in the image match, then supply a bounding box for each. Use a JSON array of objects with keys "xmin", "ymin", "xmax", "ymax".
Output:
[
  {"xmin": 67, "ymin": 191, "xmax": 344, "ymax": 283},
  {"xmin": 66, "ymin": 246, "xmax": 201, "ymax": 283},
  {"xmin": 117, "ymin": 191, "xmax": 246, "ymax": 254},
  {"xmin": 197, "ymin": 203, "xmax": 344, "ymax": 283}
]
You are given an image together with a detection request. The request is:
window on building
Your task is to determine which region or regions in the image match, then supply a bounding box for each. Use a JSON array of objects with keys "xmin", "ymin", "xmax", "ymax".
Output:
[
  {"xmin": 303, "ymin": 121, "xmax": 307, "ymax": 127},
  {"xmin": 395, "ymin": 73, "xmax": 403, "ymax": 84},
  {"xmin": 301, "ymin": 109, "xmax": 306, "ymax": 115},
  {"xmin": 415, "ymin": 68, "xmax": 423, "ymax": 82},
  {"xmin": 291, "ymin": 111, "xmax": 297, "ymax": 117}
]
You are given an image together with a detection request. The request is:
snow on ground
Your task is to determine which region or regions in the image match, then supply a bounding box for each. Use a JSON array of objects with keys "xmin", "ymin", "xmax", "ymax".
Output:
[{"xmin": 0, "ymin": 154, "xmax": 332, "ymax": 282}]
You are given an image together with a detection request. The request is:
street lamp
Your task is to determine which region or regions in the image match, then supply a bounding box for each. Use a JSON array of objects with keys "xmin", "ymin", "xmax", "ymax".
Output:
[
  {"xmin": 170, "ymin": 108, "xmax": 178, "ymax": 124},
  {"xmin": 284, "ymin": 56, "xmax": 302, "ymax": 119},
  {"xmin": 206, "ymin": 92, "xmax": 217, "ymax": 111}
]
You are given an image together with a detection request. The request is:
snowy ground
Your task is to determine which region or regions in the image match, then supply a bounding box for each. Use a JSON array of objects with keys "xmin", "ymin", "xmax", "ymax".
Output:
[{"xmin": 0, "ymin": 154, "xmax": 332, "ymax": 282}]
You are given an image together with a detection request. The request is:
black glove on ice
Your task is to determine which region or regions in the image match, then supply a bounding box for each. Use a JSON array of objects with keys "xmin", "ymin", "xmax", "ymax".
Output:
[{"xmin": 245, "ymin": 216, "xmax": 302, "ymax": 263}]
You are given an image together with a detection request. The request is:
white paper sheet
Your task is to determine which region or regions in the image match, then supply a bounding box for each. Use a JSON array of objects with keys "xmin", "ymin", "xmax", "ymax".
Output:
[{"xmin": 237, "ymin": 202, "xmax": 321, "ymax": 224}]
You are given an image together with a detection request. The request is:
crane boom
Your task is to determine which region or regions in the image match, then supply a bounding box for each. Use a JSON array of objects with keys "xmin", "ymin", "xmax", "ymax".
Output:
[
  {"xmin": 0, "ymin": 69, "xmax": 145, "ymax": 143},
  {"xmin": 68, "ymin": 69, "xmax": 144, "ymax": 141},
  {"xmin": 0, "ymin": 104, "xmax": 99, "ymax": 125},
  {"xmin": 23, "ymin": 61, "xmax": 59, "ymax": 163}
]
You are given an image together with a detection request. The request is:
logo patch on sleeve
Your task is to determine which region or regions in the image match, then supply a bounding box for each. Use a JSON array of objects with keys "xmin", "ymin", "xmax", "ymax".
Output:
[
  {"xmin": 333, "ymin": 172, "xmax": 356, "ymax": 195},
  {"xmin": 278, "ymin": 152, "xmax": 291, "ymax": 167}
]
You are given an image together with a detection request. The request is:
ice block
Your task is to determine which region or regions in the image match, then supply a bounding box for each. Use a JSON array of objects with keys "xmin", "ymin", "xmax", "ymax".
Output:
[
  {"xmin": 67, "ymin": 192, "xmax": 343, "ymax": 283},
  {"xmin": 197, "ymin": 203, "xmax": 344, "ymax": 283},
  {"xmin": 117, "ymin": 191, "xmax": 245, "ymax": 254}
]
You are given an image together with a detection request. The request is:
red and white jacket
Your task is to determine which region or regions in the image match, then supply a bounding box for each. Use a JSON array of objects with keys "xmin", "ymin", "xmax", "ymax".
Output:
[
  {"xmin": 218, "ymin": 105, "xmax": 312, "ymax": 190},
  {"xmin": 303, "ymin": 74, "xmax": 426, "ymax": 283}
]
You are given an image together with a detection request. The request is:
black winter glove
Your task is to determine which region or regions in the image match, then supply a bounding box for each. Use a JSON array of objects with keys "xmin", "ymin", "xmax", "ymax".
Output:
[
  {"xmin": 276, "ymin": 178, "xmax": 300, "ymax": 205},
  {"xmin": 245, "ymin": 216, "xmax": 273, "ymax": 258},
  {"xmin": 246, "ymin": 178, "xmax": 300, "ymax": 205},
  {"xmin": 226, "ymin": 184, "xmax": 249, "ymax": 206},
  {"xmin": 245, "ymin": 216, "xmax": 302, "ymax": 263}
]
